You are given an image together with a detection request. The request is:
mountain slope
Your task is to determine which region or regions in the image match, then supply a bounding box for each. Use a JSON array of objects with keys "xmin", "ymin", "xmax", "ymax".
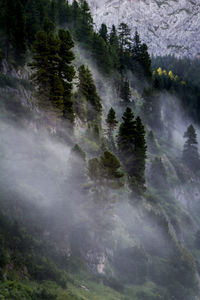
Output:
[{"xmin": 87, "ymin": 0, "xmax": 200, "ymax": 57}]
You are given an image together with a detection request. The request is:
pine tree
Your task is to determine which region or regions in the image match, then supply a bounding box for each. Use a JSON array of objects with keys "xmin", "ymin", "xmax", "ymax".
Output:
[
  {"xmin": 133, "ymin": 116, "xmax": 147, "ymax": 188},
  {"xmin": 118, "ymin": 22, "xmax": 132, "ymax": 73},
  {"xmin": 78, "ymin": 65, "xmax": 102, "ymax": 122},
  {"xmin": 109, "ymin": 25, "xmax": 120, "ymax": 69},
  {"xmin": 30, "ymin": 30, "xmax": 75, "ymax": 123},
  {"xmin": 183, "ymin": 124, "xmax": 200, "ymax": 172},
  {"xmin": 106, "ymin": 107, "xmax": 118, "ymax": 149},
  {"xmin": 92, "ymin": 33, "xmax": 112, "ymax": 73},
  {"xmin": 132, "ymin": 30, "xmax": 151, "ymax": 78},
  {"xmin": 0, "ymin": 0, "xmax": 27, "ymax": 64},
  {"xmin": 117, "ymin": 107, "xmax": 136, "ymax": 175},
  {"xmin": 58, "ymin": 29, "xmax": 75, "ymax": 124},
  {"xmin": 120, "ymin": 78, "xmax": 131, "ymax": 104},
  {"xmin": 99, "ymin": 23, "xmax": 108, "ymax": 43},
  {"xmin": 76, "ymin": 0, "xmax": 93, "ymax": 45},
  {"xmin": 118, "ymin": 108, "xmax": 147, "ymax": 192}
]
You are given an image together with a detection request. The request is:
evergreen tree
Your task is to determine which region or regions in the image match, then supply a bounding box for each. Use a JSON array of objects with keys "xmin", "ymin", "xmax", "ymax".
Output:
[
  {"xmin": 30, "ymin": 30, "xmax": 75, "ymax": 123},
  {"xmin": 0, "ymin": 0, "xmax": 27, "ymax": 64},
  {"xmin": 58, "ymin": 29, "xmax": 75, "ymax": 124},
  {"xmin": 106, "ymin": 107, "xmax": 118, "ymax": 148},
  {"xmin": 120, "ymin": 78, "xmax": 131, "ymax": 104},
  {"xmin": 25, "ymin": 0, "xmax": 41, "ymax": 45},
  {"xmin": 142, "ymin": 87, "xmax": 163, "ymax": 131},
  {"xmin": 133, "ymin": 116, "xmax": 147, "ymax": 188},
  {"xmin": 92, "ymin": 33, "xmax": 112, "ymax": 73},
  {"xmin": 78, "ymin": 65, "xmax": 102, "ymax": 122},
  {"xmin": 117, "ymin": 107, "xmax": 136, "ymax": 175},
  {"xmin": 132, "ymin": 30, "xmax": 151, "ymax": 78},
  {"xmin": 99, "ymin": 23, "xmax": 108, "ymax": 43},
  {"xmin": 118, "ymin": 22, "xmax": 132, "ymax": 72},
  {"xmin": 109, "ymin": 25, "xmax": 120, "ymax": 69},
  {"xmin": 182, "ymin": 124, "xmax": 200, "ymax": 172},
  {"xmin": 118, "ymin": 107, "xmax": 146, "ymax": 192},
  {"xmin": 76, "ymin": 0, "xmax": 93, "ymax": 45}
]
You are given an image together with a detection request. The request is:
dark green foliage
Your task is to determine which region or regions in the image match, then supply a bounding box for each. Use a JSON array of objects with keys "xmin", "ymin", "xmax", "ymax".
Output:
[
  {"xmin": 58, "ymin": 29, "xmax": 75, "ymax": 124},
  {"xmin": 99, "ymin": 23, "xmax": 108, "ymax": 43},
  {"xmin": 92, "ymin": 32, "xmax": 113, "ymax": 73},
  {"xmin": 78, "ymin": 65, "xmax": 102, "ymax": 122},
  {"xmin": 75, "ymin": 0, "xmax": 93, "ymax": 45},
  {"xmin": 182, "ymin": 124, "xmax": 200, "ymax": 173},
  {"xmin": 131, "ymin": 30, "xmax": 152, "ymax": 78},
  {"xmin": 106, "ymin": 107, "xmax": 118, "ymax": 149},
  {"xmin": 133, "ymin": 116, "xmax": 147, "ymax": 189},
  {"xmin": 0, "ymin": 0, "xmax": 27, "ymax": 64},
  {"xmin": 120, "ymin": 78, "xmax": 131, "ymax": 104},
  {"xmin": 30, "ymin": 29, "xmax": 75, "ymax": 123},
  {"xmin": 117, "ymin": 107, "xmax": 147, "ymax": 191},
  {"xmin": 109, "ymin": 25, "xmax": 120, "ymax": 69},
  {"xmin": 88, "ymin": 151, "xmax": 123, "ymax": 188},
  {"xmin": 118, "ymin": 22, "xmax": 132, "ymax": 73}
]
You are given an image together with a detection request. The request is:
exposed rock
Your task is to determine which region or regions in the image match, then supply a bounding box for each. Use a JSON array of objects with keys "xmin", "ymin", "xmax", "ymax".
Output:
[{"xmin": 87, "ymin": 0, "xmax": 200, "ymax": 57}]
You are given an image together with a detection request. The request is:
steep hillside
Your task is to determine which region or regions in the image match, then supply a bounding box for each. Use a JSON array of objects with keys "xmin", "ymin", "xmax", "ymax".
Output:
[{"xmin": 1, "ymin": 1, "xmax": 200, "ymax": 299}]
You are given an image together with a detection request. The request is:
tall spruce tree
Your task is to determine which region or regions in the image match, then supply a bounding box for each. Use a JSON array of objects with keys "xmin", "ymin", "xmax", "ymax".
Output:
[
  {"xmin": 109, "ymin": 25, "xmax": 120, "ymax": 69},
  {"xmin": 117, "ymin": 107, "xmax": 147, "ymax": 192},
  {"xmin": 58, "ymin": 29, "xmax": 75, "ymax": 124},
  {"xmin": 183, "ymin": 124, "xmax": 200, "ymax": 172},
  {"xmin": 118, "ymin": 22, "xmax": 132, "ymax": 73},
  {"xmin": 30, "ymin": 30, "xmax": 75, "ymax": 123},
  {"xmin": 120, "ymin": 78, "xmax": 131, "ymax": 104},
  {"xmin": 132, "ymin": 30, "xmax": 151, "ymax": 78},
  {"xmin": 106, "ymin": 107, "xmax": 118, "ymax": 148},
  {"xmin": 99, "ymin": 23, "xmax": 108, "ymax": 43},
  {"xmin": 0, "ymin": 0, "xmax": 27, "ymax": 64},
  {"xmin": 78, "ymin": 65, "xmax": 102, "ymax": 122},
  {"xmin": 133, "ymin": 116, "xmax": 147, "ymax": 189},
  {"xmin": 117, "ymin": 107, "xmax": 136, "ymax": 175}
]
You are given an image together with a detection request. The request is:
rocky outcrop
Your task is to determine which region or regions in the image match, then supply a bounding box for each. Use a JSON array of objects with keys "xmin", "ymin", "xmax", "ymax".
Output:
[{"xmin": 87, "ymin": 0, "xmax": 200, "ymax": 57}]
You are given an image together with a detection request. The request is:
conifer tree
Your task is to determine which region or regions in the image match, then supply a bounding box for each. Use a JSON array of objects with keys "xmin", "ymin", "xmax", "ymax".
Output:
[
  {"xmin": 0, "ymin": 0, "xmax": 27, "ymax": 64},
  {"xmin": 106, "ymin": 107, "xmax": 118, "ymax": 149},
  {"xmin": 109, "ymin": 25, "xmax": 120, "ymax": 69},
  {"xmin": 117, "ymin": 107, "xmax": 136, "ymax": 174},
  {"xmin": 183, "ymin": 124, "xmax": 200, "ymax": 172},
  {"xmin": 132, "ymin": 30, "xmax": 151, "ymax": 78},
  {"xmin": 106, "ymin": 107, "xmax": 118, "ymax": 139},
  {"xmin": 133, "ymin": 116, "xmax": 147, "ymax": 188},
  {"xmin": 118, "ymin": 22, "xmax": 132, "ymax": 72},
  {"xmin": 76, "ymin": 0, "xmax": 93, "ymax": 45},
  {"xmin": 78, "ymin": 65, "xmax": 102, "ymax": 122},
  {"xmin": 58, "ymin": 29, "xmax": 75, "ymax": 124},
  {"xmin": 92, "ymin": 33, "xmax": 112, "ymax": 73},
  {"xmin": 30, "ymin": 30, "xmax": 75, "ymax": 123},
  {"xmin": 120, "ymin": 78, "xmax": 131, "ymax": 104},
  {"xmin": 99, "ymin": 23, "xmax": 108, "ymax": 43},
  {"xmin": 118, "ymin": 108, "xmax": 147, "ymax": 192}
]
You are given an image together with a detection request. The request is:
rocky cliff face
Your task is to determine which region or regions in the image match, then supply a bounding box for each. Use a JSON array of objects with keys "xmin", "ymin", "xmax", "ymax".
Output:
[{"xmin": 87, "ymin": 0, "xmax": 200, "ymax": 57}]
